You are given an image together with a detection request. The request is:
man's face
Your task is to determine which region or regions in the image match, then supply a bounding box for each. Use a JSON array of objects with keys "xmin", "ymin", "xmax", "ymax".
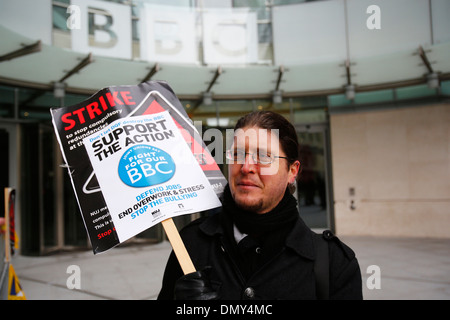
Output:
[{"xmin": 228, "ymin": 126, "xmax": 299, "ymax": 214}]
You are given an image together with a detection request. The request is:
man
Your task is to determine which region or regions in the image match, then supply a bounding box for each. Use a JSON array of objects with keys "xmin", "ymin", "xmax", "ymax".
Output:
[{"xmin": 158, "ymin": 111, "xmax": 362, "ymax": 300}]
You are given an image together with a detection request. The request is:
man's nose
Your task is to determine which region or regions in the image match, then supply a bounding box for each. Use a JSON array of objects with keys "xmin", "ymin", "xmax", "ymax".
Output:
[{"xmin": 241, "ymin": 153, "xmax": 257, "ymax": 173}]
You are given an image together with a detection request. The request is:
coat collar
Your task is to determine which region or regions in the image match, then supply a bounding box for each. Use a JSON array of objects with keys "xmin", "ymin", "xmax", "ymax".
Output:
[
  {"xmin": 285, "ymin": 217, "xmax": 316, "ymax": 260},
  {"xmin": 199, "ymin": 210, "xmax": 316, "ymax": 261}
]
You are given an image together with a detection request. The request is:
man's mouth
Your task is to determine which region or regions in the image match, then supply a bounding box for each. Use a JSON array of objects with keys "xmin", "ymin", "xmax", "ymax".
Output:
[{"xmin": 237, "ymin": 180, "xmax": 260, "ymax": 189}]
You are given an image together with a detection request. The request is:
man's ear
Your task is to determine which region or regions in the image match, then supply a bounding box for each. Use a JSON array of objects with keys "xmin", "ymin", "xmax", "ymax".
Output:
[{"xmin": 288, "ymin": 160, "xmax": 301, "ymax": 184}]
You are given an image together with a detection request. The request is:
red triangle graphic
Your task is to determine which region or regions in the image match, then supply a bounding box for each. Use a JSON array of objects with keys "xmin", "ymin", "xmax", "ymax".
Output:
[{"xmin": 141, "ymin": 100, "xmax": 219, "ymax": 171}]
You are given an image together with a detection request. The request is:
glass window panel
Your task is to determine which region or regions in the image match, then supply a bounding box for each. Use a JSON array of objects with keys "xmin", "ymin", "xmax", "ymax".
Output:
[
  {"xmin": 53, "ymin": 5, "xmax": 69, "ymax": 31},
  {"xmin": 192, "ymin": 99, "xmax": 254, "ymax": 127},
  {"xmin": 294, "ymin": 96, "xmax": 328, "ymax": 109},
  {"xmin": 258, "ymin": 22, "xmax": 272, "ymax": 43},
  {"xmin": 430, "ymin": 0, "xmax": 450, "ymax": 44},
  {"xmin": 440, "ymin": 80, "xmax": 450, "ymax": 96},
  {"xmin": 293, "ymin": 108, "xmax": 327, "ymax": 124},
  {"xmin": 274, "ymin": 0, "xmax": 308, "ymax": 5},
  {"xmin": 328, "ymin": 94, "xmax": 352, "ymax": 107},
  {"xmin": 232, "ymin": 0, "xmax": 271, "ymax": 20},
  {"xmin": 0, "ymin": 86, "xmax": 15, "ymax": 118},
  {"xmin": 353, "ymin": 89, "xmax": 394, "ymax": 105},
  {"xmin": 395, "ymin": 84, "xmax": 438, "ymax": 100},
  {"xmin": 297, "ymin": 129, "xmax": 328, "ymax": 228}
]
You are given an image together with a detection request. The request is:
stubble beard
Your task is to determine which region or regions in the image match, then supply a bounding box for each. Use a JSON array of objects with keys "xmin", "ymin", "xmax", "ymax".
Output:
[{"xmin": 233, "ymin": 191, "xmax": 265, "ymax": 214}]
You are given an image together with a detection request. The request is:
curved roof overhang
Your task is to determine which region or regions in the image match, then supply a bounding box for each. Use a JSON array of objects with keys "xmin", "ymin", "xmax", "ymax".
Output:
[{"xmin": 1, "ymin": 24, "xmax": 450, "ymax": 109}]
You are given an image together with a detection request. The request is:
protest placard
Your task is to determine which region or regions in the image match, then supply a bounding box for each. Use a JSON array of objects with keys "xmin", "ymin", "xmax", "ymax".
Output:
[
  {"xmin": 51, "ymin": 81, "xmax": 226, "ymax": 256},
  {"xmin": 83, "ymin": 111, "xmax": 221, "ymax": 243}
]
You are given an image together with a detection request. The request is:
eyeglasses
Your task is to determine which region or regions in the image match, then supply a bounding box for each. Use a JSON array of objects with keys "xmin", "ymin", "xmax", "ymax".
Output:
[{"xmin": 225, "ymin": 149, "xmax": 289, "ymax": 165}]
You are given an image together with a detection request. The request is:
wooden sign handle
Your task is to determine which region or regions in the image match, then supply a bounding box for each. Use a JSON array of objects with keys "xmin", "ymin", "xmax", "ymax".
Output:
[{"xmin": 161, "ymin": 218, "xmax": 196, "ymax": 275}]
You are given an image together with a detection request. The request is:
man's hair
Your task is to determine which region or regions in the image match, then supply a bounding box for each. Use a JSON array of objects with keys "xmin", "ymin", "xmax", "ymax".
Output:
[{"xmin": 234, "ymin": 111, "xmax": 302, "ymax": 187}]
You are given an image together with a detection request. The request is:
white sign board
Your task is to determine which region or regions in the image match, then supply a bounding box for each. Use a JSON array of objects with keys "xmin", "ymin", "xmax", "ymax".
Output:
[{"xmin": 83, "ymin": 112, "xmax": 221, "ymax": 242}]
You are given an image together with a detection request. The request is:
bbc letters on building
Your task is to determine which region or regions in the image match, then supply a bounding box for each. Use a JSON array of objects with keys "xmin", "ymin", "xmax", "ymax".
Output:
[
  {"xmin": 51, "ymin": 81, "xmax": 226, "ymax": 253},
  {"xmin": 68, "ymin": 0, "xmax": 258, "ymax": 64}
]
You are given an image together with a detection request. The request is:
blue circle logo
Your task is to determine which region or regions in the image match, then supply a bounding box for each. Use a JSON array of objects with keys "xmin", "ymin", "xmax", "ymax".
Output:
[{"xmin": 118, "ymin": 145, "xmax": 176, "ymax": 188}]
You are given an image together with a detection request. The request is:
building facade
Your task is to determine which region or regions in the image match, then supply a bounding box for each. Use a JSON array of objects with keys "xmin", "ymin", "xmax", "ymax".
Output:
[{"xmin": 0, "ymin": 0, "xmax": 449, "ymax": 255}]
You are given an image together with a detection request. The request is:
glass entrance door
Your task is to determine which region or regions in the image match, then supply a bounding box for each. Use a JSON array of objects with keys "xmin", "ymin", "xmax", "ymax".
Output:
[
  {"xmin": 0, "ymin": 128, "xmax": 9, "ymax": 218},
  {"xmin": 39, "ymin": 124, "xmax": 89, "ymax": 253},
  {"xmin": 295, "ymin": 124, "xmax": 334, "ymax": 231}
]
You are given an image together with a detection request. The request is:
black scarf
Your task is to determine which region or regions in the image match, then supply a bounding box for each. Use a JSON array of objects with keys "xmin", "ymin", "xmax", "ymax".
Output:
[
  {"xmin": 222, "ymin": 184, "xmax": 299, "ymax": 237},
  {"xmin": 220, "ymin": 184, "xmax": 299, "ymax": 278}
]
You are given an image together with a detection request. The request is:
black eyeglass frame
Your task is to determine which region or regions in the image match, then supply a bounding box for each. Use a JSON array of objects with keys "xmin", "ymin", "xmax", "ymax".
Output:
[{"xmin": 225, "ymin": 149, "xmax": 290, "ymax": 165}]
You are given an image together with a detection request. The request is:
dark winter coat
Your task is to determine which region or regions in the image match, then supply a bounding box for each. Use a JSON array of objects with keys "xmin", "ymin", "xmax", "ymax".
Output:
[{"xmin": 158, "ymin": 210, "xmax": 363, "ymax": 300}]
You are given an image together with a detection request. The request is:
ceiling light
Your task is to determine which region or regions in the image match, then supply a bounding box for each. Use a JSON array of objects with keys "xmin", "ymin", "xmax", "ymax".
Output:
[
  {"xmin": 272, "ymin": 90, "xmax": 282, "ymax": 104},
  {"xmin": 54, "ymin": 82, "xmax": 65, "ymax": 98},
  {"xmin": 203, "ymin": 92, "xmax": 212, "ymax": 106},
  {"xmin": 206, "ymin": 118, "xmax": 229, "ymax": 127},
  {"xmin": 345, "ymin": 84, "xmax": 355, "ymax": 100},
  {"xmin": 427, "ymin": 72, "xmax": 439, "ymax": 89}
]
